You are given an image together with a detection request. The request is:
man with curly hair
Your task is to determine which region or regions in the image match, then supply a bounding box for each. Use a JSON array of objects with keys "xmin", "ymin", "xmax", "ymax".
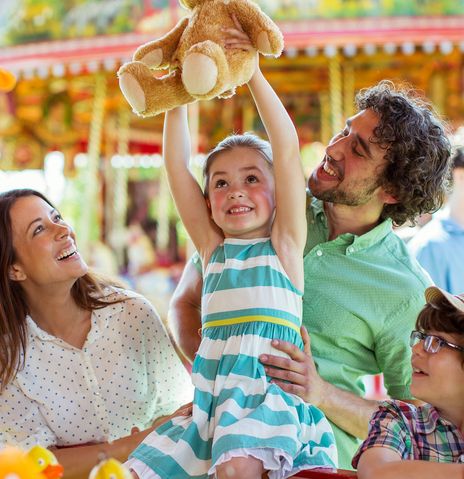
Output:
[{"xmin": 168, "ymin": 80, "xmax": 452, "ymax": 469}]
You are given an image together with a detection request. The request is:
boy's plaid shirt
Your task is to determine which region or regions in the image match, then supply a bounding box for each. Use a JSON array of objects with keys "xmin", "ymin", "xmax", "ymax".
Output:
[{"xmin": 352, "ymin": 400, "xmax": 464, "ymax": 468}]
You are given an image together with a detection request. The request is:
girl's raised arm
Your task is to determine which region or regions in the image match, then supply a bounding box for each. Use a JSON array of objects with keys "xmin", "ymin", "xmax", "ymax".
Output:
[
  {"xmin": 225, "ymin": 17, "xmax": 306, "ymax": 288},
  {"xmin": 248, "ymin": 68, "xmax": 306, "ymax": 288},
  {"xmin": 163, "ymin": 106, "xmax": 222, "ymax": 257}
]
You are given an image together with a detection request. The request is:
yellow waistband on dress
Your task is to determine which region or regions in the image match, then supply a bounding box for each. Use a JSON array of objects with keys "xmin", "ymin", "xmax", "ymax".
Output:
[{"xmin": 202, "ymin": 315, "xmax": 301, "ymax": 335}]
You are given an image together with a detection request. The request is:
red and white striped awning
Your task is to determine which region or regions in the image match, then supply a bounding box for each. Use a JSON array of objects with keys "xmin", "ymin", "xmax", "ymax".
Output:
[{"xmin": 1, "ymin": 16, "xmax": 464, "ymax": 79}]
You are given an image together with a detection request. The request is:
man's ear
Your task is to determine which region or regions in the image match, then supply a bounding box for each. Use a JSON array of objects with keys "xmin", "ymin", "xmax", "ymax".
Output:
[
  {"xmin": 381, "ymin": 188, "xmax": 399, "ymax": 205},
  {"xmin": 9, "ymin": 264, "xmax": 26, "ymax": 281}
]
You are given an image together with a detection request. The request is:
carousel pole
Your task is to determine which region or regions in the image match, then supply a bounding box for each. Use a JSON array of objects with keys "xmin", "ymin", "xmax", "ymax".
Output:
[
  {"xmin": 242, "ymin": 96, "xmax": 254, "ymax": 131},
  {"xmin": 112, "ymin": 107, "xmax": 131, "ymax": 266},
  {"xmin": 79, "ymin": 72, "xmax": 107, "ymax": 258},
  {"xmin": 329, "ymin": 54, "xmax": 343, "ymax": 135},
  {"xmin": 343, "ymin": 63, "xmax": 355, "ymax": 119},
  {"xmin": 430, "ymin": 71, "xmax": 446, "ymax": 115},
  {"xmin": 319, "ymin": 92, "xmax": 331, "ymax": 147},
  {"xmin": 156, "ymin": 167, "xmax": 170, "ymax": 256}
]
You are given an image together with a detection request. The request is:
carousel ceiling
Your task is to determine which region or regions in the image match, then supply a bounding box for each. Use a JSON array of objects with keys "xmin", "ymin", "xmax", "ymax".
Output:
[{"xmin": 1, "ymin": 0, "xmax": 464, "ymax": 172}]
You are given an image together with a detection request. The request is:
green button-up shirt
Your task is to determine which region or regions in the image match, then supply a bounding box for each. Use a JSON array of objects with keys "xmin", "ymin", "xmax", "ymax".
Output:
[{"xmin": 304, "ymin": 193, "xmax": 432, "ymax": 468}]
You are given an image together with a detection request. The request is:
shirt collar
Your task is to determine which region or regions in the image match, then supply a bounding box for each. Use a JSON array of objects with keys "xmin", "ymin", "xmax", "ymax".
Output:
[
  {"xmin": 414, "ymin": 403, "xmax": 455, "ymax": 434},
  {"xmin": 311, "ymin": 195, "xmax": 393, "ymax": 252},
  {"xmin": 441, "ymin": 217, "xmax": 464, "ymax": 234},
  {"xmin": 26, "ymin": 315, "xmax": 55, "ymax": 342},
  {"xmin": 26, "ymin": 288, "xmax": 127, "ymax": 346}
]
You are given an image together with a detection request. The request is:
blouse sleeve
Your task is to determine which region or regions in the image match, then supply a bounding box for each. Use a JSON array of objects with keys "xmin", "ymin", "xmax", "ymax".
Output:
[
  {"xmin": 0, "ymin": 379, "xmax": 57, "ymax": 448},
  {"xmin": 134, "ymin": 294, "xmax": 194, "ymax": 420}
]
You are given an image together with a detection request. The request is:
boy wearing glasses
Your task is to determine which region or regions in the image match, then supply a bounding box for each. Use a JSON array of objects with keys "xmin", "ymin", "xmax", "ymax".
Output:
[{"xmin": 352, "ymin": 286, "xmax": 464, "ymax": 478}]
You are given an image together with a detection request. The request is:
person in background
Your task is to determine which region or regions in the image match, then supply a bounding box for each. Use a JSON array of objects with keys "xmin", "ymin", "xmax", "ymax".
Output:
[
  {"xmin": 409, "ymin": 148, "xmax": 464, "ymax": 294},
  {"xmin": 0, "ymin": 189, "xmax": 193, "ymax": 478},
  {"xmin": 168, "ymin": 80, "xmax": 452, "ymax": 468},
  {"xmin": 353, "ymin": 286, "xmax": 464, "ymax": 478}
]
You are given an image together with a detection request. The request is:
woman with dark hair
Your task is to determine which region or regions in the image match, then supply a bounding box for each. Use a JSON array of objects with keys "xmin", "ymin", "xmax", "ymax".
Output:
[{"xmin": 0, "ymin": 189, "xmax": 192, "ymax": 477}]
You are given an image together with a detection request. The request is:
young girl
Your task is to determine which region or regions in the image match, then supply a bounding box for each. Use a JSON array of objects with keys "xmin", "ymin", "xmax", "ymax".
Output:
[
  {"xmin": 353, "ymin": 286, "xmax": 464, "ymax": 478},
  {"xmin": 126, "ymin": 20, "xmax": 336, "ymax": 479}
]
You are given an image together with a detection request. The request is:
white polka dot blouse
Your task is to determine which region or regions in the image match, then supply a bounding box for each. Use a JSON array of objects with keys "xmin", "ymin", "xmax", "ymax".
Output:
[{"xmin": 0, "ymin": 288, "xmax": 193, "ymax": 448}]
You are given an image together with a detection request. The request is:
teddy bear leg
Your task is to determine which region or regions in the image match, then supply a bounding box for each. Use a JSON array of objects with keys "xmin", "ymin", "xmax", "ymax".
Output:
[
  {"xmin": 182, "ymin": 40, "xmax": 229, "ymax": 100},
  {"xmin": 118, "ymin": 61, "xmax": 194, "ymax": 117},
  {"xmin": 118, "ymin": 62, "xmax": 148, "ymax": 114}
]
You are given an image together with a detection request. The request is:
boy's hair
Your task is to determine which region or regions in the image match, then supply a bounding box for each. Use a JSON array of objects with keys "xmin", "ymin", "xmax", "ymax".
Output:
[
  {"xmin": 416, "ymin": 295, "xmax": 464, "ymax": 365},
  {"xmin": 355, "ymin": 80, "xmax": 452, "ymax": 226},
  {"xmin": 202, "ymin": 133, "xmax": 273, "ymax": 197}
]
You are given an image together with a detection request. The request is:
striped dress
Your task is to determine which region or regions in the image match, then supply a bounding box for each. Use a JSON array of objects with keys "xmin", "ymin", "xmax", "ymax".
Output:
[{"xmin": 127, "ymin": 238, "xmax": 337, "ymax": 478}]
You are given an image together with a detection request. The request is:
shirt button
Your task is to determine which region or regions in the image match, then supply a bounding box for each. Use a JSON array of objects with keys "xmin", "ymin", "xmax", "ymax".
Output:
[
  {"xmin": 347, "ymin": 247, "xmax": 353, "ymax": 253},
  {"xmin": 316, "ymin": 250, "xmax": 323, "ymax": 256}
]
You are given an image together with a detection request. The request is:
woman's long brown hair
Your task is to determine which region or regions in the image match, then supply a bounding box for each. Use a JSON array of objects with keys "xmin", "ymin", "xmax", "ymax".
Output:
[{"xmin": 0, "ymin": 189, "xmax": 122, "ymax": 391}]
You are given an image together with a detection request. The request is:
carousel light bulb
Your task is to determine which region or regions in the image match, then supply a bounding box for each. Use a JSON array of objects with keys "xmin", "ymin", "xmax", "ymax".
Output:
[
  {"xmin": 439, "ymin": 41, "xmax": 453, "ymax": 54},
  {"xmin": 401, "ymin": 42, "xmax": 415, "ymax": 55},
  {"xmin": 324, "ymin": 45, "xmax": 337, "ymax": 57},
  {"xmin": 363, "ymin": 43, "xmax": 376, "ymax": 56},
  {"xmin": 383, "ymin": 43, "xmax": 397, "ymax": 54},
  {"xmin": 422, "ymin": 41, "xmax": 435, "ymax": 54},
  {"xmin": 343, "ymin": 44, "xmax": 356, "ymax": 57}
]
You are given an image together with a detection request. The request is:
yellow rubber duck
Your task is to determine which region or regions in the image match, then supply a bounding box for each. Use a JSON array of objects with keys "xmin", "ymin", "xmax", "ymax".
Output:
[
  {"xmin": 27, "ymin": 446, "xmax": 64, "ymax": 479},
  {"xmin": 89, "ymin": 458, "xmax": 133, "ymax": 479},
  {"xmin": 0, "ymin": 446, "xmax": 44, "ymax": 479}
]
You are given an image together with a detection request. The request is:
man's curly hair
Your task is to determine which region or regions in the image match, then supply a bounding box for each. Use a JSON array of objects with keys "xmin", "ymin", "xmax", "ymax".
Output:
[{"xmin": 356, "ymin": 80, "xmax": 452, "ymax": 226}]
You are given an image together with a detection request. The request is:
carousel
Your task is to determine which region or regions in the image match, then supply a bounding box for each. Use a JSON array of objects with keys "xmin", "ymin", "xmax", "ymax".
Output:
[
  {"xmin": 1, "ymin": 2, "xmax": 464, "ymax": 477},
  {"xmin": 1, "ymin": 0, "xmax": 464, "ymax": 276}
]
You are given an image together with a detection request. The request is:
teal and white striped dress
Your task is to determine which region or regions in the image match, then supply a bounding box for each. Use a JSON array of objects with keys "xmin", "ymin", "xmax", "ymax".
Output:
[{"xmin": 127, "ymin": 238, "xmax": 337, "ymax": 478}]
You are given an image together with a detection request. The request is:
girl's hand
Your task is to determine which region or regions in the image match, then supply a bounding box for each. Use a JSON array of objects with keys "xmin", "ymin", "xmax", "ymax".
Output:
[
  {"xmin": 223, "ymin": 14, "xmax": 254, "ymax": 52},
  {"xmin": 223, "ymin": 14, "xmax": 260, "ymax": 79},
  {"xmin": 158, "ymin": 401, "xmax": 193, "ymax": 423},
  {"xmin": 151, "ymin": 401, "xmax": 193, "ymax": 429}
]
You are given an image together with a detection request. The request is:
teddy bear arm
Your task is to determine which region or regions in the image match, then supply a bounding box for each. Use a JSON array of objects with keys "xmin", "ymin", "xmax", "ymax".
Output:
[
  {"xmin": 133, "ymin": 16, "xmax": 189, "ymax": 69},
  {"xmin": 228, "ymin": 0, "xmax": 284, "ymax": 57}
]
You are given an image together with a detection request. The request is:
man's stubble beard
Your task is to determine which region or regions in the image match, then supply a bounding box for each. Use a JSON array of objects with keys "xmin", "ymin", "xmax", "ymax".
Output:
[{"xmin": 308, "ymin": 174, "xmax": 383, "ymax": 207}]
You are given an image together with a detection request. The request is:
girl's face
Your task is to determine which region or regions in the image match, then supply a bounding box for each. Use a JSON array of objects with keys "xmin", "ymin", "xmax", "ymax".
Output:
[
  {"xmin": 9, "ymin": 195, "xmax": 88, "ymax": 289},
  {"xmin": 207, "ymin": 147, "xmax": 275, "ymax": 239},
  {"xmin": 411, "ymin": 329, "xmax": 464, "ymax": 412}
]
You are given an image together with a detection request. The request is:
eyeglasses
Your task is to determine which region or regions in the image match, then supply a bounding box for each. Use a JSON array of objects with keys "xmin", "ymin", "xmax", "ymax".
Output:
[{"xmin": 410, "ymin": 330, "xmax": 464, "ymax": 354}]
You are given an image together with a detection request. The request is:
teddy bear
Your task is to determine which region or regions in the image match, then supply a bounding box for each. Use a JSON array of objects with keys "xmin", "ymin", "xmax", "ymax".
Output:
[{"xmin": 118, "ymin": 0, "xmax": 284, "ymax": 117}]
